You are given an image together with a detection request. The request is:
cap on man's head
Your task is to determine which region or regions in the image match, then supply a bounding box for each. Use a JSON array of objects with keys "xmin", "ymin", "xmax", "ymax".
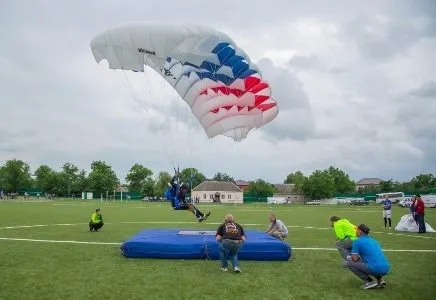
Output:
[
  {"xmin": 330, "ymin": 216, "xmax": 340, "ymax": 222},
  {"xmin": 416, "ymin": 194, "xmax": 421, "ymax": 198},
  {"xmin": 96, "ymin": 208, "xmax": 101, "ymax": 212},
  {"xmin": 358, "ymin": 224, "xmax": 370, "ymax": 234}
]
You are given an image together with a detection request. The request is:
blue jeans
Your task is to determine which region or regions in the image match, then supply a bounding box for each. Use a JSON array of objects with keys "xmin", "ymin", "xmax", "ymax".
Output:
[
  {"xmin": 219, "ymin": 239, "xmax": 242, "ymax": 268},
  {"xmin": 416, "ymin": 214, "xmax": 426, "ymax": 233}
]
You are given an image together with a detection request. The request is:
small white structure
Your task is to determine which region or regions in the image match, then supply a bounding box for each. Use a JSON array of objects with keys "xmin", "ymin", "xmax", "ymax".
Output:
[
  {"xmin": 267, "ymin": 197, "xmax": 288, "ymax": 204},
  {"xmin": 273, "ymin": 184, "xmax": 304, "ymax": 203},
  {"xmin": 81, "ymin": 192, "xmax": 93, "ymax": 200},
  {"xmin": 191, "ymin": 181, "xmax": 243, "ymax": 204}
]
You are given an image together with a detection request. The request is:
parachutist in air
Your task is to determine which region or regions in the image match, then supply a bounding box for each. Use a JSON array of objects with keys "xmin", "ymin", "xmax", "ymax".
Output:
[{"xmin": 165, "ymin": 174, "xmax": 210, "ymax": 222}]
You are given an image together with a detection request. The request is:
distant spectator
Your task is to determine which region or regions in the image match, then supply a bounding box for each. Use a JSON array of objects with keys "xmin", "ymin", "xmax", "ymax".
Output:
[
  {"xmin": 215, "ymin": 213, "xmax": 246, "ymax": 273},
  {"xmin": 265, "ymin": 214, "xmax": 288, "ymax": 241},
  {"xmin": 89, "ymin": 208, "xmax": 104, "ymax": 232},
  {"xmin": 414, "ymin": 195, "xmax": 426, "ymax": 233},
  {"xmin": 410, "ymin": 196, "xmax": 418, "ymax": 225},
  {"xmin": 380, "ymin": 195, "xmax": 392, "ymax": 229}
]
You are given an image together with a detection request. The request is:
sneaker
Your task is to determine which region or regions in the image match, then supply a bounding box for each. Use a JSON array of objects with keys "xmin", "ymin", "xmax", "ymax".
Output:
[
  {"xmin": 198, "ymin": 217, "xmax": 204, "ymax": 223},
  {"xmin": 234, "ymin": 266, "xmax": 241, "ymax": 273},
  {"xmin": 205, "ymin": 212, "xmax": 211, "ymax": 219},
  {"xmin": 361, "ymin": 281, "xmax": 378, "ymax": 289},
  {"xmin": 377, "ymin": 279, "xmax": 386, "ymax": 288},
  {"xmin": 220, "ymin": 267, "xmax": 228, "ymax": 272}
]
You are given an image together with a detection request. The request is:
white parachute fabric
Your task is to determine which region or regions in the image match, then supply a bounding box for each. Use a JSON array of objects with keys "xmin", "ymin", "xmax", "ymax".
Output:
[
  {"xmin": 90, "ymin": 22, "xmax": 278, "ymax": 141},
  {"xmin": 394, "ymin": 214, "xmax": 436, "ymax": 233}
]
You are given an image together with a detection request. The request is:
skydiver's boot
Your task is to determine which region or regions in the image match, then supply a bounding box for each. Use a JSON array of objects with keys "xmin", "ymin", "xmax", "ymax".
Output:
[{"xmin": 189, "ymin": 204, "xmax": 206, "ymax": 222}]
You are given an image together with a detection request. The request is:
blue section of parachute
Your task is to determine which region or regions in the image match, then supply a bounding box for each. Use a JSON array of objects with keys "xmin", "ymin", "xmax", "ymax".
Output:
[
  {"xmin": 120, "ymin": 229, "xmax": 292, "ymax": 261},
  {"xmin": 165, "ymin": 42, "xmax": 258, "ymax": 89}
]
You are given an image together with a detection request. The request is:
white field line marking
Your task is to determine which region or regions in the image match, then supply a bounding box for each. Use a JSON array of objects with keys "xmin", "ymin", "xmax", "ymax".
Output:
[
  {"xmin": 0, "ymin": 237, "xmax": 434, "ymax": 252},
  {"xmin": 1, "ymin": 222, "xmax": 435, "ymax": 240},
  {"xmin": 52, "ymin": 204, "xmax": 94, "ymax": 207},
  {"xmin": 0, "ymin": 223, "xmax": 88, "ymax": 230},
  {"xmin": 51, "ymin": 203, "xmax": 164, "ymax": 209},
  {"xmin": 290, "ymin": 247, "xmax": 436, "ymax": 252},
  {"xmin": 0, "ymin": 237, "xmax": 120, "ymax": 245},
  {"xmin": 0, "ymin": 200, "xmax": 53, "ymax": 203}
]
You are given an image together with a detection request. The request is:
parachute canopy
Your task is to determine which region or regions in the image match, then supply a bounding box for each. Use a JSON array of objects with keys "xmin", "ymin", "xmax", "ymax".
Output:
[{"xmin": 90, "ymin": 22, "xmax": 279, "ymax": 141}]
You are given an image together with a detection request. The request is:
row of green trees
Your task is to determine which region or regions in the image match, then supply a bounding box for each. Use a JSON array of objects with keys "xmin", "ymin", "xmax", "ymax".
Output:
[
  {"xmin": 242, "ymin": 167, "xmax": 357, "ymax": 199},
  {"xmin": 0, "ymin": 159, "xmax": 435, "ymax": 199},
  {"xmin": 242, "ymin": 167, "xmax": 435, "ymax": 200},
  {"xmin": 282, "ymin": 167, "xmax": 436, "ymax": 199},
  {"xmin": 0, "ymin": 159, "xmax": 230, "ymax": 197}
]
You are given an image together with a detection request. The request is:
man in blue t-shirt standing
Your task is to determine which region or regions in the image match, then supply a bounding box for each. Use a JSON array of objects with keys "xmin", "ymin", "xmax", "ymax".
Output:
[
  {"xmin": 345, "ymin": 224, "xmax": 390, "ymax": 290},
  {"xmin": 381, "ymin": 195, "xmax": 392, "ymax": 229}
]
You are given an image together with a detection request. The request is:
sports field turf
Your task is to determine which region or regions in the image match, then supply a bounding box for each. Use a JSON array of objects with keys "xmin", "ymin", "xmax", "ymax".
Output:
[{"xmin": 0, "ymin": 200, "xmax": 435, "ymax": 300}]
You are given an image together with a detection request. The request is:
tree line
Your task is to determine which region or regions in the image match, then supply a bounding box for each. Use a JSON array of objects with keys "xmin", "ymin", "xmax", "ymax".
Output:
[
  {"xmin": 0, "ymin": 159, "xmax": 434, "ymax": 199},
  {"xmin": 282, "ymin": 167, "xmax": 436, "ymax": 199},
  {"xmin": 0, "ymin": 159, "xmax": 233, "ymax": 198}
]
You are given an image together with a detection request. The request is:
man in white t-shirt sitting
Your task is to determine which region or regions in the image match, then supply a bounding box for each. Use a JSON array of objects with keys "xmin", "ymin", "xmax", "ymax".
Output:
[{"xmin": 265, "ymin": 214, "xmax": 288, "ymax": 241}]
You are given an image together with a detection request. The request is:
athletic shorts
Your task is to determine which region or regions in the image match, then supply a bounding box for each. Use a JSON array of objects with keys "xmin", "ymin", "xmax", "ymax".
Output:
[{"xmin": 383, "ymin": 210, "xmax": 392, "ymax": 218}]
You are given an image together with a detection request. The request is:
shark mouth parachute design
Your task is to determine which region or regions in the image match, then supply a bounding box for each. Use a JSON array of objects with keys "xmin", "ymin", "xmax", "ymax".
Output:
[{"xmin": 90, "ymin": 22, "xmax": 278, "ymax": 141}]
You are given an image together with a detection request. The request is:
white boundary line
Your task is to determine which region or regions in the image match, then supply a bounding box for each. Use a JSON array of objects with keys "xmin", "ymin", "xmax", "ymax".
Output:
[
  {"xmin": 1, "ymin": 221, "xmax": 435, "ymax": 240},
  {"xmin": 0, "ymin": 237, "xmax": 434, "ymax": 252},
  {"xmin": 0, "ymin": 223, "xmax": 88, "ymax": 230},
  {"xmin": 0, "ymin": 237, "xmax": 120, "ymax": 245}
]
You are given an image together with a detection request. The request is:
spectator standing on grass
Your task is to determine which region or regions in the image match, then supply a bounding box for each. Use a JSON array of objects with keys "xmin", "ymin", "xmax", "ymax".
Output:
[
  {"xmin": 265, "ymin": 214, "xmax": 288, "ymax": 241},
  {"xmin": 414, "ymin": 195, "xmax": 426, "ymax": 233},
  {"xmin": 410, "ymin": 196, "xmax": 418, "ymax": 225},
  {"xmin": 330, "ymin": 216, "xmax": 357, "ymax": 260},
  {"xmin": 89, "ymin": 208, "xmax": 104, "ymax": 232},
  {"xmin": 345, "ymin": 224, "xmax": 390, "ymax": 290},
  {"xmin": 215, "ymin": 214, "xmax": 246, "ymax": 273},
  {"xmin": 381, "ymin": 195, "xmax": 392, "ymax": 229}
]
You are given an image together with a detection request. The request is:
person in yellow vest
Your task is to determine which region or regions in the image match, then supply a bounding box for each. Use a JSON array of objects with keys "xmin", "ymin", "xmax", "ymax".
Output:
[
  {"xmin": 330, "ymin": 216, "xmax": 357, "ymax": 260},
  {"xmin": 89, "ymin": 208, "xmax": 104, "ymax": 232}
]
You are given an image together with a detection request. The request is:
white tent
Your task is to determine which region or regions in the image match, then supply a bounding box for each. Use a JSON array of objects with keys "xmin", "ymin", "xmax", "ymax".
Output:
[{"xmin": 395, "ymin": 214, "xmax": 435, "ymax": 233}]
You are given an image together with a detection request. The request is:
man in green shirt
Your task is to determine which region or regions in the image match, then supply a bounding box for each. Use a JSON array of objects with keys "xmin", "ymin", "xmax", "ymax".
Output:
[
  {"xmin": 89, "ymin": 208, "xmax": 104, "ymax": 232},
  {"xmin": 330, "ymin": 216, "xmax": 357, "ymax": 260}
]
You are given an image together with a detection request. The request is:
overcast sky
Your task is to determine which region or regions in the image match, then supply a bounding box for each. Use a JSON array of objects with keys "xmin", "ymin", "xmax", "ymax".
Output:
[{"xmin": 1, "ymin": 0, "xmax": 435, "ymax": 184}]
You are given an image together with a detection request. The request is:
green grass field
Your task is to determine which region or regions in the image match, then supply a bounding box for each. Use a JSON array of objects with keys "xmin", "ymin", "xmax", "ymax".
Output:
[{"xmin": 0, "ymin": 200, "xmax": 435, "ymax": 300}]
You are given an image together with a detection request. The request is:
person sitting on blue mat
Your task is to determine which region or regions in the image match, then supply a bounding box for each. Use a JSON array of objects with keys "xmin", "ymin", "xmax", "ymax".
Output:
[{"xmin": 165, "ymin": 174, "xmax": 210, "ymax": 222}]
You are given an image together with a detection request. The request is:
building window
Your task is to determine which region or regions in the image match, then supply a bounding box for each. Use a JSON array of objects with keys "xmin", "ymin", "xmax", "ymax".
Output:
[
  {"xmin": 203, "ymin": 194, "xmax": 206, "ymax": 199},
  {"xmin": 210, "ymin": 194, "xmax": 214, "ymax": 199},
  {"xmin": 228, "ymin": 194, "xmax": 231, "ymax": 199},
  {"xmin": 221, "ymin": 194, "xmax": 225, "ymax": 199}
]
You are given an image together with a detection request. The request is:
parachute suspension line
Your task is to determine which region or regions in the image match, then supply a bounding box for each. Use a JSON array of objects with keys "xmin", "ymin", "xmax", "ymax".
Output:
[
  {"xmin": 145, "ymin": 69, "xmax": 178, "ymax": 171},
  {"xmin": 120, "ymin": 70, "xmax": 149, "ymax": 112},
  {"xmin": 120, "ymin": 68, "xmax": 177, "ymax": 172},
  {"xmin": 157, "ymin": 67, "xmax": 179, "ymax": 169}
]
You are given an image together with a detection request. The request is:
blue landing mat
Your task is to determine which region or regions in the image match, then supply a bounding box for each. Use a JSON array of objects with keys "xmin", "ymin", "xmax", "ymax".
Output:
[{"xmin": 120, "ymin": 229, "xmax": 292, "ymax": 261}]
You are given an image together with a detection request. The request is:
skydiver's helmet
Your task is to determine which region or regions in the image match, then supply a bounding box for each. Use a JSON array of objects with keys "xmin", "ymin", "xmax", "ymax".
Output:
[{"xmin": 181, "ymin": 183, "xmax": 189, "ymax": 191}]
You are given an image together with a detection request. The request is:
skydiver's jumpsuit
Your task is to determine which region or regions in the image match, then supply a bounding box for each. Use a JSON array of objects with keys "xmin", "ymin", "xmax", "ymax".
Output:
[{"xmin": 165, "ymin": 176, "xmax": 206, "ymax": 220}]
